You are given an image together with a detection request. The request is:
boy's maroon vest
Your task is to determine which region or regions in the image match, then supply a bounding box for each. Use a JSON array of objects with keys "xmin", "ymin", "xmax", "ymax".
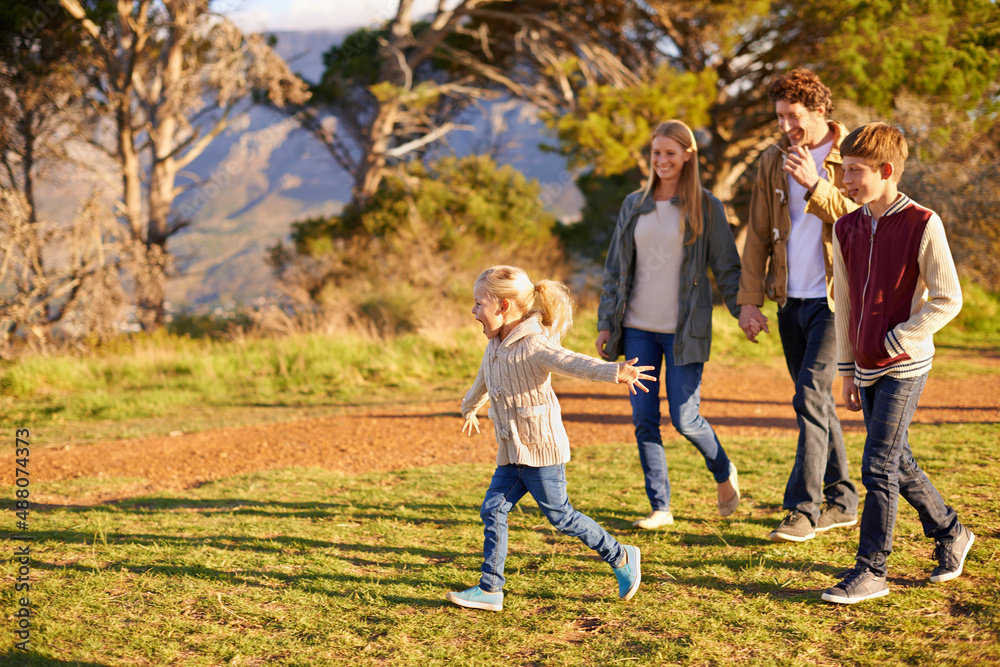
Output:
[{"xmin": 835, "ymin": 200, "xmax": 931, "ymax": 370}]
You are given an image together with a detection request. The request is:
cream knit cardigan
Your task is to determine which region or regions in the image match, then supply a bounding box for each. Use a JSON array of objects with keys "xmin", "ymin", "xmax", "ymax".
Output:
[{"xmin": 461, "ymin": 316, "xmax": 621, "ymax": 467}]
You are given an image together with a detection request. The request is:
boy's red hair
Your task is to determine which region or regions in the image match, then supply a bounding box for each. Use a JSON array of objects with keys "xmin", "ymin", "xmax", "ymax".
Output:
[{"xmin": 840, "ymin": 123, "xmax": 908, "ymax": 182}]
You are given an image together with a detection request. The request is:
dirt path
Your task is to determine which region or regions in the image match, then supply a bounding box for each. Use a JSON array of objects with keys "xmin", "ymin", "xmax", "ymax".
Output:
[{"xmin": 14, "ymin": 364, "xmax": 1000, "ymax": 505}]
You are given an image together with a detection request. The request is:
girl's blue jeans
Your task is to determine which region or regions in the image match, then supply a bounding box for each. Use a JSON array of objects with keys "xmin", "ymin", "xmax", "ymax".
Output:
[
  {"xmin": 478, "ymin": 463, "xmax": 624, "ymax": 593},
  {"xmin": 856, "ymin": 372, "xmax": 961, "ymax": 576},
  {"xmin": 624, "ymin": 327, "xmax": 731, "ymax": 512}
]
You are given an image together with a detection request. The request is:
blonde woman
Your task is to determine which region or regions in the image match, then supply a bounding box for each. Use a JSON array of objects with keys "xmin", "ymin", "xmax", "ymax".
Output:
[
  {"xmin": 447, "ymin": 265, "xmax": 653, "ymax": 611},
  {"xmin": 596, "ymin": 120, "xmax": 742, "ymax": 529}
]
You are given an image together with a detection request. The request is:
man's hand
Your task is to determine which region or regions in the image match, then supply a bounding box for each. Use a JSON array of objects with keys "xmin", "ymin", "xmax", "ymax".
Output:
[
  {"xmin": 782, "ymin": 145, "xmax": 821, "ymax": 191},
  {"xmin": 842, "ymin": 378, "xmax": 862, "ymax": 412},
  {"xmin": 738, "ymin": 304, "xmax": 770, "ymax": 343},
  {"xmin": 595, "ymin": 329, "xmax": 611, "ymax": 359}
]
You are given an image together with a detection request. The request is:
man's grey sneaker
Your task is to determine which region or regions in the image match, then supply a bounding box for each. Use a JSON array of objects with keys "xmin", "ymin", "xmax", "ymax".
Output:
[
  {"xmin": 613, "ymin": 545, "xmax": 641, "ymax": 600},
  {"xmin": 633, "ymin": 510, "xmax": 674, "ymax": 529},
  {"xmin": 821, "ymin": 567, "xmax": 889, "ymax": 604},
  {"xmin": 815, "ymin": 503, "xmax": 859, "ymax": 533},
  {"xmin": 769, "ymin": 511, "xmax": 816, "ymax": 542},
  {"xmin": 930, "ymin": 525, "xmax": 975, "ymax": 583},
  {"xmin": 446, "ymin": 585, "xmax": 503, "ymax": 611}
]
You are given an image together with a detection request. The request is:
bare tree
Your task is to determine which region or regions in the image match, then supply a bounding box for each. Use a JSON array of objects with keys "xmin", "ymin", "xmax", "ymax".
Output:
[
  {"xmin": 0, "ymin": 0, "xmax": 120, "ymax": 347},
  {"xmin": 0, "ymin": 188, "xmax": 145, "ymax": 356},
  {"xmin": 300, "ymin": 0, "xmax": 649, "ymax": 204},
  {"xmin": 59, "ymin": 0, "xmax": 311, "ymax": 329}
]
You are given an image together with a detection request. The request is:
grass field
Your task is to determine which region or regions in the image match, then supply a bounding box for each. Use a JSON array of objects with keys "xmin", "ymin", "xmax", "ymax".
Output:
[
  {"xmin": 2, "ymin": 422, "xmax": 998, "ymax": 665},
  {"xmin": 2, "ymin": 284, "xmax": 998, "ymax": 664},
  {"xmin": 1, "ymin": 304, "xmax": 787, "ymax": 446},
  {"xmin": 4, "ymin": 283, "xmax": 998, "ymax": 446}
]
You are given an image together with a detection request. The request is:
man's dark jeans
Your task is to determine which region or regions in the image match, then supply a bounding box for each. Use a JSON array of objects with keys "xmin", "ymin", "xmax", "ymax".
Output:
[
  {"xmin": 777, "ymin": 297, "xmax": 859, "ymax": 524},
  {"xmin": 856, "ymin": 372, "xmax": 961, "ymax": 576}
]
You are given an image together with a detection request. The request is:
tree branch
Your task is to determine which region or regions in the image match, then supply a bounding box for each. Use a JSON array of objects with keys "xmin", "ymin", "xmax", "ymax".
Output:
[{"xmin": 382, "ymin": 122, "xmax": 471, "ymax": 158}]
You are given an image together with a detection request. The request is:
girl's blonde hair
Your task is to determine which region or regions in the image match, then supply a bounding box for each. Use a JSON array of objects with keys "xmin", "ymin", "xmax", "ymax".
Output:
[
  {"xmin": 474, "ymin": 265, "xmax": 574, "ymax": 342},
  {"xmin": 637, "ymin": 119, "xmax": 704, "ymax": 244}
]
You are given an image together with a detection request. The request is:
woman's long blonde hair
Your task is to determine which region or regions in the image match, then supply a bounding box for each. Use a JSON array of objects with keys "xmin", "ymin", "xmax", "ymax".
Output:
[
  {"xmin": 474, "ymin": 265, "xmax": 574, "ymax": 342},
  {"xmin": 637, "ymin": 119, "xmax": 704, "ymax": 244}
]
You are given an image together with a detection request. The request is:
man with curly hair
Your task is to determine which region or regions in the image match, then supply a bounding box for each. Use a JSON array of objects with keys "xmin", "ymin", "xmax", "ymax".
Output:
[{"xmin": 737, "ymin": 68, "xmax": 861, "ymax": 543}]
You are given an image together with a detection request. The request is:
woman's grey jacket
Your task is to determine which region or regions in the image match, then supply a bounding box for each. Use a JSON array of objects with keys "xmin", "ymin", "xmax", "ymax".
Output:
[{"xmin": 597, "ymin": 189, "xmax": 742, "ymax": 365}]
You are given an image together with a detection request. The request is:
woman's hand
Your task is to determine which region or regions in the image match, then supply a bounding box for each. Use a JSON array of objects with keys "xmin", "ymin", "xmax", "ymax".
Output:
[
  {"xmin": 617, "ymin": 357, "xmax": 655, "ymax": 395},
  {"xmin": 738, "ymin": 304, "xmax": 770, "ymax": 343},
  {"xmin": 595, "ymin": 330, "xmax": 611, "ymax": 359}
]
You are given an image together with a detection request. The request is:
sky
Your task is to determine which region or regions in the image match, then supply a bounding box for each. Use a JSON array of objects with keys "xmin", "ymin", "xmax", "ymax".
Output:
[{"xmin": 226, "ymin": 0, "xmax": 452, "ymax": 33}]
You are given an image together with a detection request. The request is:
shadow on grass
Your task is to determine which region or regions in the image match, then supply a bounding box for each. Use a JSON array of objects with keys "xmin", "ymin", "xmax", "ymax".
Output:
[
  {"xmin": 0, "ymin": 653, "xmax": 112, "ymax": 666},
  {"xmin": 26, "ymin": 494, "xmax": 905, "ymax": 609},
  {"xmin": 555, "ymin": 391, "xmax": 794, "ymax": 409}
]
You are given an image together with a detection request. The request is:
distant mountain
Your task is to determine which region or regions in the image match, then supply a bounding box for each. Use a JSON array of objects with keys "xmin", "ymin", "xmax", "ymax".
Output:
[{"xmin": 61, "ymin": 30, "xmax": 585, "ymax": 310}]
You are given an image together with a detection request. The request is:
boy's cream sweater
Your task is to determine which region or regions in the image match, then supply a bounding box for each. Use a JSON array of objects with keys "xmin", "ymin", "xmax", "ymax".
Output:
[{"xmin": 462, "ymin": 316, "xmax": 621, "ymax": 467}]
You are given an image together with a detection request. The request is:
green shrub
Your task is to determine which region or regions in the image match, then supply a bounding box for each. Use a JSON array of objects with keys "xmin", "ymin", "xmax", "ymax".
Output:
[
  {"xmin": 951, "ymin": 280, "xmax": 1000, "ymax": 333},
  {"xmin": 270, "ymin": 155, "xmax": 568, "ymax": 336}
]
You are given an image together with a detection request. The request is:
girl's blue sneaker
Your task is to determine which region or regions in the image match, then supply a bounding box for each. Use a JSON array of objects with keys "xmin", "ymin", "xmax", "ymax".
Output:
[
  {"xmin": 613, "ymin": 545, "xmax": 641, "ymax": 600},
  {"xmin": 446, "ymin": 585, "xmax": 504, "ymax": 611}
]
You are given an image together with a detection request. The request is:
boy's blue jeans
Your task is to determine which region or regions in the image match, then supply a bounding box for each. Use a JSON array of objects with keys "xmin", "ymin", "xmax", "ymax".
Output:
[
  {"xmin": 478, "ymin": 463, "xmax": 624, "ymax": 593},
  {"xmin": 856, "ymin": 372, "xmax": 961, "ymax": 577},
  {"xmin": 624, "ymin": 327, "xmax": 731, "ymax": 512},
  {"xmin": 777, "ymin": 297, "xmax": 859, "ymax": 524}
]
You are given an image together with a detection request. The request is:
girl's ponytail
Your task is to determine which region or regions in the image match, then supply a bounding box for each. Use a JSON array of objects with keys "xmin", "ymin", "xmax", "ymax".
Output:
[
  {"xmin": 475, "ymin": 265, "xmax": 575, "ymax": 342},
  {"xmin": 533, "ymin": 279, "xmax": 574, "ymax": 343}
]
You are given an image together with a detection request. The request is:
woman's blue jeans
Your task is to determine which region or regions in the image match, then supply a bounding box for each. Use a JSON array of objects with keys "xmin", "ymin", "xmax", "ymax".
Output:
[
  {"xmin": 856, "ymin": 372, "xmax": 960, "ymax": 576},
  {"xmin": 478, "ymin": 463, "xmax": 624, "ymax": 593},
  {"xmin": 623, "ymin": 327, "xmax": 731, "ymax": 512}
]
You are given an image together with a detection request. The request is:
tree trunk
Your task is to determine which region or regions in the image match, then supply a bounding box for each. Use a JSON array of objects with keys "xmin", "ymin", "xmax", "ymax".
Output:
[
  {"xmin": 354, "ymin": 103, "xmax": 398, "ymax": 203},
  {"xmin": 352, "ymin": 0, "xmax": 414, "ymax": 204},
  {"xmin": 117, "ymin": 104, "xmax": 144, "ymax": 240}
]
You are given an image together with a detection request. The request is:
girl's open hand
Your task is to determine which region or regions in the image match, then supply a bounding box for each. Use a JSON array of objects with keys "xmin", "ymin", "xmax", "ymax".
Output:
[
  {"xmin": 462, "ymin": 413, "xmax": 481, "ymax": 436},
  {"xmin": 617, "ymin": 357, "xmax": 655, "ymax": 395}
]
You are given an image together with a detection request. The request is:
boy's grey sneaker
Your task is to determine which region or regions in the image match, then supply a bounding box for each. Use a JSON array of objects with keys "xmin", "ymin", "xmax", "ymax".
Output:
[
  {"xmin": 821, "ymin": 567, "xmax": 889, "ymax": 604},
  {"xmin": 930, "ymin": 525, "xmax": 975, "ymax": 583},
  {"xmin": 815, "ymin": 503, "xmax": 859, "ymax": 533},
  {"xmin": 446, "ymin": 585, "xmax": 503, "ymax": 611},
  {"xmin": 769, "ymin": 511, "xmax": 816, "ymax": 542},
  {"xmin": 613, "ymin": 545, "xmax": 641, "ymax": 600}
]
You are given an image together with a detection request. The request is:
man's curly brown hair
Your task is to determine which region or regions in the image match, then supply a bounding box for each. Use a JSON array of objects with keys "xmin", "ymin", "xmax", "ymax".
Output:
[{"xmin": 767, "ymin": 69, "xmax": 833, "ymax": 114}]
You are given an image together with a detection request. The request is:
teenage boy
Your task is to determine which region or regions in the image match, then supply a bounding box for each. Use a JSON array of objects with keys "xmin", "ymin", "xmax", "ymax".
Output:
[
  {"xmin": 822, "ymin": 122, "xmax": 973, "ymax": 604},
  {"xmin": 738, "ymin": 68, "xmax": 860, "ymax": 542}
]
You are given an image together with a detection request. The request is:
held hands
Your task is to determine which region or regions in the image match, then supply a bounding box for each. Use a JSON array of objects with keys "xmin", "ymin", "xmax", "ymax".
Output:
[
  {"xmin": 842, "ymin": 377, "xmax": 862, "ymax": 412},
  {"xmin": 782, "ymin": 145, "xmax": 820, "ymax": 191},
  {"xmin": 461, "ymin": 413, "xmax": 481, "ymax": 436},
  {"xmin": 617, "ymin": 357, "xmax": 655, "ymax": 395},
  {"xmin": 738, "ymin": 304, "xmax": 770, "ymax": 343}
]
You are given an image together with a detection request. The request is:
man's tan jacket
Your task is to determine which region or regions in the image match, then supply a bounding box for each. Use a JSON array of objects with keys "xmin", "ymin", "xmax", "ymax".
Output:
[{"xmin": 737, "ymin": 120, "xmax": 858, "ymax": 310}]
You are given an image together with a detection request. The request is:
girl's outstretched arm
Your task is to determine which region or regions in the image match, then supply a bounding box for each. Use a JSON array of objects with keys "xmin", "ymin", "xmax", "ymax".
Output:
[
  {"xmin": 617, "ymin": 357, "xmax": 655, "ymax": 395},
  {"xmin": 462, "ymin": 413, "xmax": 481, "ymax": 436}
]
